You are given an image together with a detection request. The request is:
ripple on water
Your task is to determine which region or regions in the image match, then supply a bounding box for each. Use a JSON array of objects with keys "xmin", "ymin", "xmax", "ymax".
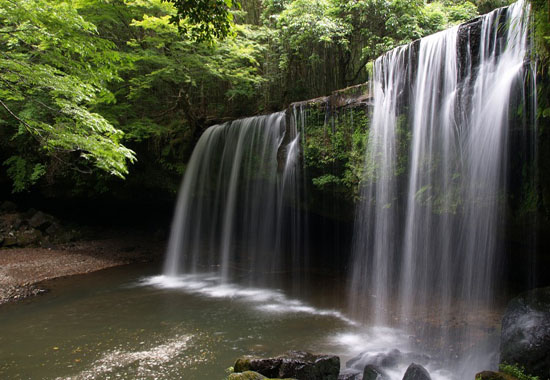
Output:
[{"xmin": 57, "ymin": 335, "xmax": 204, "ymax": 380}]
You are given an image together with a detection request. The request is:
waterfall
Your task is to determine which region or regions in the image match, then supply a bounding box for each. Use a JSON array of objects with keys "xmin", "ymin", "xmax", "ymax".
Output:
[
  {"xmin": 163, "ymin": 112, "xmax": 307, "ymax": 290},
  {"xmin": 161, "ymin": 1, "xmax": 535, "ymax": 377},
  {"xmin": 349, "ymin": 0, "xmax": 533, "ymax": 376}
]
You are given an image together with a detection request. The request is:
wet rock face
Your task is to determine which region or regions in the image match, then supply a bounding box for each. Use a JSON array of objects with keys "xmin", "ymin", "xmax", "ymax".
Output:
[
  {"xmin": 500, "ymin": 287, "xmax": 550, "ymax": 380},
  {"xmin": 457, "ymin": 17, "xmax": 482, "ymax": 79},
  {"xmin": 234, "ymin": 351, "xmax": 340, "ymax": 380},
  {"xmin": 401, "ymin": 363, "xmax": 431, "ymax": 380}
]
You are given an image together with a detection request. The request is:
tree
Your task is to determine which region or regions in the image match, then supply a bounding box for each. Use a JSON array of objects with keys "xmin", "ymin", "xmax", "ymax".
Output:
[
  {"xmin": 169, "ymin": 0, "xmax": 237, "ymax": 41},
  {"xmin": 0, "ymin": 0, "xmax": 135, "ymax": 192}
]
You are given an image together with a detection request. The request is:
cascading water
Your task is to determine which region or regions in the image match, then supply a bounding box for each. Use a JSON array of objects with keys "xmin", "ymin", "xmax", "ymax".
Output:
[
  {"xmin": 163, "ymin": 112, "xmax": 307, "ymax": 291},
  {"xmin": 348, "ymin": 0, "xmax": 534, "ymax": 378},
  {"xmin": 159, "ymin": 1, "xmax": 534, "ymax": 378}
]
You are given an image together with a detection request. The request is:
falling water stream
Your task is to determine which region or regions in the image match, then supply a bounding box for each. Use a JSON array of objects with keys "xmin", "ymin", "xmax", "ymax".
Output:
[
  {"xmin": 163, "ymin": 111, "xmax": 308, "ymax": 292},
  {"xmin": 348, "ymin": 0, "xmax": 534, "ymax": 378}
]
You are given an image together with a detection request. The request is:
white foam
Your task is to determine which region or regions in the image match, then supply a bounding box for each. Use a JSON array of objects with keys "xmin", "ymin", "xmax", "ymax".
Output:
[
  {"xmin": 330, "ymin": 327, "xmax": 456, "ymax": 380},
  {"xmin": 141, "ymin": 274, "xmax": 357, "ymax": 325}
]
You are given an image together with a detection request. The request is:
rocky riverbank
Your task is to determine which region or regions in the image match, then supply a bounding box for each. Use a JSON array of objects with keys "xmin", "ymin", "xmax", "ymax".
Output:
[
  {"xmin": 0, "ymin": 236, "xmax": 163, "ymax": 305},
  {"xmin": 0, "ymin": 201, "xmax": 164, "ymax": 305}
]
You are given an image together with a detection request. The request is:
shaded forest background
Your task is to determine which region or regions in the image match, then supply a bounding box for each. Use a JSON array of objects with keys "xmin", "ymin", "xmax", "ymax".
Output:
[{"xmin": 1, "ymin": 0, "xmax": 521, "ymax": 205}]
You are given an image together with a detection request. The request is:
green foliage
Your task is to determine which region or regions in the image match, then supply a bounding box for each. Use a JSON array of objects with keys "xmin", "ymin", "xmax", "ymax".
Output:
[
  {"xmin": 0, "ymin": 0, "xmax": 506, "ymax": 196},
  {"xmin": 169, "ymin": 0, "xmax": 237, "ymax": 42},
  {"xmin": 3, "ymin": 156, "xmax": 45, "ymax": 193},
  {"xmin": 303, "ymin": 105, "xmax": 368, "ymax": 201},
  {"xmin": 124, "ymin": 1, "xmax": 265, "ymax": 111},
  {"xmin": 113, "ymin": 0, "xmax": 266, "ymax": 184},
  {"xmin": 0, "ymin": 0, "xmax": 135, "ymax": 192},
  {"xmin": 530, "ymin": 0, "xmax": 550, "ymax": 217},
  {"xmin": 499, "ymin": 363, "xmax": 539, "ymax": 380},
  {"xmin": 422, "ymin": 1, "xmax": 478, "ymax": 33},
  {"xmin": 531, "ymin": 0, "xmax": 550, "ymax": 118},
  {"xmin": 334, "ymin": 0, "xmax": 478, "ymax": 84}
]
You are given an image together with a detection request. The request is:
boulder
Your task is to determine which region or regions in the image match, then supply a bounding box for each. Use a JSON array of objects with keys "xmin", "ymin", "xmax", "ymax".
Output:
[
  {"xmin": 363, "ymin": 364, "xmax": 388, "ymax": 380},
  {"xmin": 347, "ymin": 350, "xmax": 400, "ymax": 370},
  {"xmin": 337, "ymin": 371, "xmax": 361, "ymax": 380},
  {"xmin": 346, "ymin": 349, "xmax": 426, "ymax": 372},
  {"xmin": 402, "ymin": 363, "xmax": 431, "ymax": 380},
  {"xmin": 234, "ymin": 351, "xmax": 340, "ymax": 380},
  {"xmin": 379, "ymin": 349, "xmax": 401, "ymax": 368},
  {"xmin": 28, "ymin": 211, "xmax": 54, "ymax": 230},
  {"xmin": 12, "ymin": 217, "xmax": 23, "ymax": 230},
  {"xmin": 16, "ymin": 228, "xmax": 43, "ymax": 246},
  {"xmin": 235, "ymin": 357, "xmax": 282, "ymax": 378},
  {"xmin": 45, "ymin": 222, "xmax": 61, "ymax": 236},
  {"xmin": 475, "ymin": 371, "xmax": 517, "ymax": 380},
  {"xmin": 0, "ymin": 201, "xmax": 17, "ymax": 213},
  {"xmin": 2, "ymin": 234, "xmax": 17, "ymax": 247},
  {"xmin": 22, "ymin": 208, "xmax": 37, "ymax": 219},
  {"xmin": 500, "ymin": 287, "xmax": 550, "ymax": 380}
]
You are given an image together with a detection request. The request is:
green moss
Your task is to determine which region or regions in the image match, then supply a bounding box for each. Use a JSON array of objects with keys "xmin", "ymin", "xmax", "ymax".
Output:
[
  {"xmin": 226, "ymin": 370, "xmax": 297, "ymax": 380},
  {"xmin": 299, "ymin": 104, "xmax": 369, "ymax": 219},
  {"xmin": 499, "ymin": 363, "xmax": 539, "ymax": 380},
  {"xmin": 227, "ymin": 370, "xmax": 266, "ymax": 380},
  {"xmin": 234, "ymin": 358, "xmax": 252, "ymax": 373}
]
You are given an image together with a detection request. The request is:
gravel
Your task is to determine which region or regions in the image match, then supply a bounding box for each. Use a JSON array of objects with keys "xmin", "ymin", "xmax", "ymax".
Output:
[{"xmin": 0, "ymin": 235, "xmax": 163, "ymax": 305}]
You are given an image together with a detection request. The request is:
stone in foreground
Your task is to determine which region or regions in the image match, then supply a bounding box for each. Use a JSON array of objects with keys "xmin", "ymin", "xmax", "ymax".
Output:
[
  {"xmin": 500, "ymin": 287, "xmax": 550, "ymax": 380},
  {"xmin": 234, "ymin": 351, "xmax": 340, "ymax": 380},
  {"xmin": 337, "ymin": 371, "xmax": 360, "ymax": 380},
  {"xmin": 402, "ymin": 363, "xmax": 431, "ymax": 380}
]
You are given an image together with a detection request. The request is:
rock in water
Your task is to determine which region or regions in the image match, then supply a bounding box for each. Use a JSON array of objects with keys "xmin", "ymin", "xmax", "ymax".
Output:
[
  {"xmin": 337, "ymin": 371, "xmax": 361, "ymax": 380},
  {"xmin": 500, "ymin": 287, "xmax": 550, "ymax": 380},
  {"xmin": 402, "ymin": 363, "xmax": 431, "ymax": 380},
  {"xmin": 363, "ymin": 364, "xmax": 388, "ymax": 380},
  {"xmin": 234, "ymin": 351, "xmax": 340, "ymax": 380},
  {"xmin": 235, "ymin": 357, "xmax": 282, "ymax": 378},
  {"xmin": 345, "ymin": 350, "xmax": 402, "ymax": 370}
]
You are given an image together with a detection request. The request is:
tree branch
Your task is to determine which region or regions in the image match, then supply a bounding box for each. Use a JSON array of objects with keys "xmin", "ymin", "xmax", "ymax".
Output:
[{"xmin": 0, "ymin": 98, "xmax": 37, "ymax": 136}]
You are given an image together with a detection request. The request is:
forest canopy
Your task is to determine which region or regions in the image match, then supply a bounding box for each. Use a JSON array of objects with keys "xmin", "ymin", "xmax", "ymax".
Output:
[{"xmin": 0, "ymin": 0, "xmax": 529, "ymax": 195}]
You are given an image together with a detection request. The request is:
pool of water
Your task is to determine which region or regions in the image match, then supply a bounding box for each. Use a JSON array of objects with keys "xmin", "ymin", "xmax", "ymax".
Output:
[{"xmin": 0, "ymin": 264, "xmax": 498, "ymax": 380}]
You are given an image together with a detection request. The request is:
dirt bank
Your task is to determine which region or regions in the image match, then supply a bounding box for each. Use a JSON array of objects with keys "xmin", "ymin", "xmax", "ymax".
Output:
[{"xmin": 0, "ymin": 234, "xmax": 163, "ymax": 305}]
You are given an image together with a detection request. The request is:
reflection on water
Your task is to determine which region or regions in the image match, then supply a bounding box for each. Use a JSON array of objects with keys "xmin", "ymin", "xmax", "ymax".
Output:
[
  {"xmin": 58, "ymin": 335, "xmax": 193, "ymax": 380},
  {"xmin": 0, "ymin": 264, "xmax": 498, "ymax": 380}
]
